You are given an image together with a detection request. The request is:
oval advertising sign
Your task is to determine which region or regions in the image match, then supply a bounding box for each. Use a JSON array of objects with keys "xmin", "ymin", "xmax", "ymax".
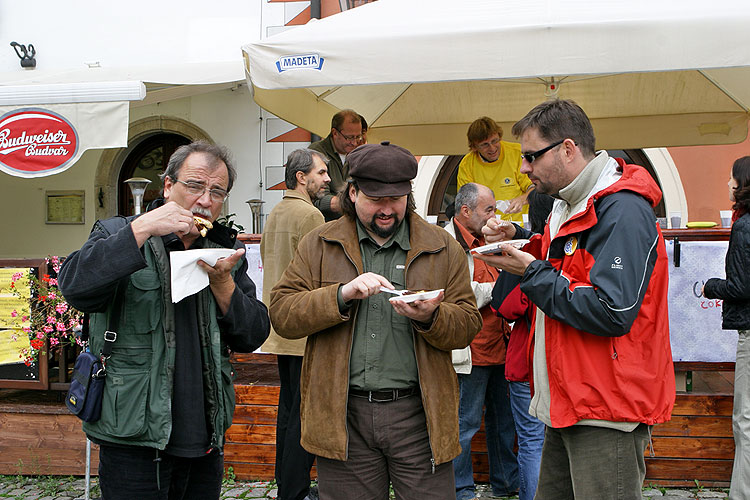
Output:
[{"xmin": 0, "ymin": 108, "xmax": 79, "ymax": 177}]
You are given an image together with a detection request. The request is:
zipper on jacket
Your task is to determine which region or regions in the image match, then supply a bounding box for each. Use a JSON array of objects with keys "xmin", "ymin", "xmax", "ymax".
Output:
[{"xmin": 404, "ymin": 247, "xmax": 442, "ymax": 473}]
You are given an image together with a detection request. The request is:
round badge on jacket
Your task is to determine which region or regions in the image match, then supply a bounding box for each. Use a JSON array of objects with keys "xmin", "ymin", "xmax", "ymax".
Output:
[{"xmin": 564, "ymin": 237, "xmax": 578, "ymax": 255}]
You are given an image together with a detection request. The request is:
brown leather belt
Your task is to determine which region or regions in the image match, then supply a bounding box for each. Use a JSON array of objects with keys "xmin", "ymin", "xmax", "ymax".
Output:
[{"xmin": 349, "ymin": 387, "xmax": 420, "ymax": 403}]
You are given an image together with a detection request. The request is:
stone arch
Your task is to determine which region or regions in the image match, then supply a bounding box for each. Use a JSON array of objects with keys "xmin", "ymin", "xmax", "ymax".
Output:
[{"xmin": 94, "ymin": 116, "xmax": 212, "ymax": 220}]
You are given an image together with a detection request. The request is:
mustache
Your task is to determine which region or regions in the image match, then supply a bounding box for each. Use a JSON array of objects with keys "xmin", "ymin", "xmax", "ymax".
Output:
[{"xmin": 192, "ymin": 207, "xmax": 212, "ymax": 218}]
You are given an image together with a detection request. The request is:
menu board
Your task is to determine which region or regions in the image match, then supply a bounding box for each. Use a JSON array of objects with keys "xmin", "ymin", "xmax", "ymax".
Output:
[
  {"xmin": 0, "ymin": 260, "xmax": 47, "ymax": 388},
  {"xmin": 0, "ymin": 268, "xmax": 31, "ymax": 364},
  {"xmin": 46, "ymin": 190, "xmax": 85, "ymax": 224}
]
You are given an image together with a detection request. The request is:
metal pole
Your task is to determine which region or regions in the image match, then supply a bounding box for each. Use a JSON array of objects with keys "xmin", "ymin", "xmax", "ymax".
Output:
[{"xmin": 85, "ymin": 438, "xmax": 91, "ymax": 500}]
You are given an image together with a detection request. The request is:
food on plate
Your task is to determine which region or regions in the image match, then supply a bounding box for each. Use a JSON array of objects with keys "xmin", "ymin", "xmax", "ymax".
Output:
[
  {"xmin": 193, "ymin": 216, "xmax": 213, "ymax": 237},
  {"xmin": 471, "ymin": 239, "xmax": 531, "ymax": 255},
  {"xmin": 388, "ymin": 288, "xmax": 444, "ymax": 303}
]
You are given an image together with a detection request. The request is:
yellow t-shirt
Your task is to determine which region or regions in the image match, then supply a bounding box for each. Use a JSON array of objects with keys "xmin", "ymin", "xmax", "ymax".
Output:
[{"xmin": 456, "ymin": 141, "xmax": 532, "ymax": 222}]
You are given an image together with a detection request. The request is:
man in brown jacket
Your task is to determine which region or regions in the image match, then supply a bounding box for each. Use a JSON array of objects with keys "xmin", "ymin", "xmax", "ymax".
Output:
[
  {"xmin": 260, "ymin": 148, "xmax": 330, "ymax": 500},
  {"xmin": 269, "ymin": 141, "xmax": 482, "ymax": 500}
]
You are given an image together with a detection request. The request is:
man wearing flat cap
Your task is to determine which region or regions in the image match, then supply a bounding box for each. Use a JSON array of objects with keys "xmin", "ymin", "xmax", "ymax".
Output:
[{"xmin": 269, "ymin": 141, "xmax": 482, "ymax": 499}]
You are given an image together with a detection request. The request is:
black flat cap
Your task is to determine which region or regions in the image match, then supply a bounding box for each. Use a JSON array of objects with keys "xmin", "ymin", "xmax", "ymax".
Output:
[{"xmin": 347, "ymin": 141, "xmax": 417, "ymax": 197}]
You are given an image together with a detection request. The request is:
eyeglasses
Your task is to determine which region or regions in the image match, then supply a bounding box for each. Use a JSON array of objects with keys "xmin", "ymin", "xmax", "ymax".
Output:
[
  {"xmin": 475, "ymin": 137, "xmax": 501, "ymax": 151},
  {"xmin": 175, "ymin": 180, "xmax": 229, "ymax": 202},
  {"xmin": 336, "ymin": 129, "xmax": 364, "ymax": 142},
  {"xmin": 521, "ymin": 139, "xmax": 565, "ymax": 164}
]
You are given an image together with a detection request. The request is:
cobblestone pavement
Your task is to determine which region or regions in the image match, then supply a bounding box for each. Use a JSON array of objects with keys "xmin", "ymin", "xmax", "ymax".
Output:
[{"xmin": 0, "ymin": 476, "xmax": 731, "ymax": 499}]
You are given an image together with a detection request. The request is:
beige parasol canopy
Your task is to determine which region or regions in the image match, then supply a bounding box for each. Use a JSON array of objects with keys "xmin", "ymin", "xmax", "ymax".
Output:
[{"xmin": 242, "ymin": 0, "xmax": 750, "ymax": 154}]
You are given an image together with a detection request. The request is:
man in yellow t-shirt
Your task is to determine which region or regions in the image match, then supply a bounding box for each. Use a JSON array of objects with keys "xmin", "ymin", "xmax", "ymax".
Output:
[{"xmin": 457, "ymin": 116, "xmax": 533, "ymax": 223}]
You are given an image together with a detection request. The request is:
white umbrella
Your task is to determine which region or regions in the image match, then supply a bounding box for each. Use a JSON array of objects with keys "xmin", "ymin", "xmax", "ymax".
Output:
[{"xmin": 242, "ymin": 0, "xmax": 750, "ymax": 153}]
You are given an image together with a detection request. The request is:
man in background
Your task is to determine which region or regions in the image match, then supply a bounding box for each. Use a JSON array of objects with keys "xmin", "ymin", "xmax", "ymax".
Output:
[
  {"xmin": 309, "ymin": 109, "xmax": 364, "ymax": 221},
  {"xmin": 445, "ymin": 182, "xmax": 518, "ymax": 500},
  {"xmin": 261, "ymin": 148, "xmax": 330, "ymax": 500},
  {"xmin": 457, "ymin": 116, "xmax": 533, "ymax": 223}
]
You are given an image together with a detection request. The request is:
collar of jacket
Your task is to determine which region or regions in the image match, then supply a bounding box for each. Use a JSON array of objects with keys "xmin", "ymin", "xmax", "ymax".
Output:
[
  {"xmin": 318, "ymin": 211, "xmax": 447, "ymax": 273},
  {"xmin": 146, "ymin": 197, "xmax": 238, "ymax": 248},
  {"xmin": 283, "ymin": 189, "xmax": 314, "ymax": 206},
  {"xmin": 552, "ymin": 158, "xmax": 662, "ymax": 240}
]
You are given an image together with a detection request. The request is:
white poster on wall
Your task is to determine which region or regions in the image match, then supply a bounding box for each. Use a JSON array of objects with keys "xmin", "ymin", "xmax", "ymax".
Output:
[
  {"xmin": 244, "ymin": 243, "xmax": 263, "ymax": 301},
  {"xmin": 665, "ymin": 239, "xmax": 738, "ymax": 362}
]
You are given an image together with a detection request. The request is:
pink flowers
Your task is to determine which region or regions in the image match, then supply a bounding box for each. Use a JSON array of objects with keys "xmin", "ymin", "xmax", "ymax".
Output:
[{"xmin": 3, "ymin": 257, "xmax": 82, "ymax": 367}]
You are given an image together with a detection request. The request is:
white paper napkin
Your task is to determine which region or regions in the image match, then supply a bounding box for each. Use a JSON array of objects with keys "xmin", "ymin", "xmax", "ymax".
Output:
[{"xmin": 170, "ymin": 248, "xmax": 235, "ymax": 303}]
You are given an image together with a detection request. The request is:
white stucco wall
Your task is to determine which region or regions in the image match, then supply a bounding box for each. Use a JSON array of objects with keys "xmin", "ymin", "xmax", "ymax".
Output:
[
  {"xmin": 0, "ymin": 0, "xmax": 298, "ymax": 258},
  {"xmin": 0, "ymin": 86, "xmax": 267, "ymax": 258}
]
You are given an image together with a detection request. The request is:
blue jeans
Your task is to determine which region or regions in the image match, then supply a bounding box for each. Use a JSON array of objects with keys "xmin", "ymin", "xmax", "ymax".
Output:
[
  {"xmin": 454, "ymin": 365, "xmax": 519, "ymax": 500},
  {"xmin": 508, "ymin": 381, "xmax": 545, "ymax": 500}
]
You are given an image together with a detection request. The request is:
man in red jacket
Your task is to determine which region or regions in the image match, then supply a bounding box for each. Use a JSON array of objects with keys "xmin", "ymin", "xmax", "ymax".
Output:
[{"xmin": 477, "ymin": 99, "xmax": 675, "ymax": 500}]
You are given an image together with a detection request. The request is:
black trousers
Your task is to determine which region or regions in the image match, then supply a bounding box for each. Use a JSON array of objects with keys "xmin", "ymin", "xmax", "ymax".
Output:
[
  {"xmin": 98, "ymin": 444, "xmax": 223, "ymax": 500},
  {"xmin": 276, "ymin": 355, "xmax": 316, "ymax": 500}
]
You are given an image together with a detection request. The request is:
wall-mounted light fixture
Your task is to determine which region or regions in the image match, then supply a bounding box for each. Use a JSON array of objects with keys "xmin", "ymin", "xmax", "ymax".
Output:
[{"xmin": 10, "ymin": 41, "xmax": 36, "ymax": 68}]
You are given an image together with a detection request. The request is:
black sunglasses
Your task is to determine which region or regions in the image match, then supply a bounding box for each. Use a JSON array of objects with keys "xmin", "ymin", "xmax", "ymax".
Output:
[{"xmin": 521, "ymin": 139, "xmax": 565, "ymax": 164}]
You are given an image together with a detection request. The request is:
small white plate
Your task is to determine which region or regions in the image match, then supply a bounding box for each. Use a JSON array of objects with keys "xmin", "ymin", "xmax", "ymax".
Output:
[
  {"xmin": 471, "ymin": 239, "xmax": 530, "ymax": 255},
  {"xmin": 388, "ymin": 289, "xmax": 443, "ymax": 303}
]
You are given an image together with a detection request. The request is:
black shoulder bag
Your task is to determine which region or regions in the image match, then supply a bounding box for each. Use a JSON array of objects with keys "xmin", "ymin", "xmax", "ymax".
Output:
[{"xmin": 65, "ymin": 289, "xmax": 121, "ymax": 422}]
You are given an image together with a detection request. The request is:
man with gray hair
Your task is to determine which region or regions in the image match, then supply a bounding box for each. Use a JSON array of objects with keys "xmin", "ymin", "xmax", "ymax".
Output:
[
  {"xmin": 59, "ymin": 140, "xmax": 270, "ymax": 500},
  {"xmin": 260, "ymin": 148, "xmax": 330, "ymax": 500},
  {"xmin": 445, "ymin": 183, "xmax": 518, "ymax": 500}
]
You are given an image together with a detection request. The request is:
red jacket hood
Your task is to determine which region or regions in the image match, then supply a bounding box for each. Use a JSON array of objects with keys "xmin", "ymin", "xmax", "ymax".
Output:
[{"xmin": 597, "ymin": 158, "xmax": 663, "ymax": 209}]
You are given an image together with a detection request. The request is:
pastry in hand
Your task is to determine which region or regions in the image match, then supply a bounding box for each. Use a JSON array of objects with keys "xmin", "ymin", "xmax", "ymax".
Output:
[{"xmin": 193, "ymin": 216, "xmax": 213, "ymax": 237}]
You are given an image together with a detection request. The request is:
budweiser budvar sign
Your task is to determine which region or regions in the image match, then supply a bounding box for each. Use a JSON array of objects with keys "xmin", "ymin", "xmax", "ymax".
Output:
[{"xmin": 0, "ymin": 108, "xmax": 79, "ymax": 177}]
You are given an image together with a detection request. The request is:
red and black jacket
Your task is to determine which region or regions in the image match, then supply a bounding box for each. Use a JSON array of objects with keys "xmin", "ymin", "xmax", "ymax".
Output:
[{"xmin": 520, "ymin": 159, "xmax": 675, "ymax": 427}]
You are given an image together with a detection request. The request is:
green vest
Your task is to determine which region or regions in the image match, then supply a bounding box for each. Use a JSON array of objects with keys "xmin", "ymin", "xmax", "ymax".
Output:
[{"xmin": 82, "ymin": 235, "xmax": 240, "ymax": 450}]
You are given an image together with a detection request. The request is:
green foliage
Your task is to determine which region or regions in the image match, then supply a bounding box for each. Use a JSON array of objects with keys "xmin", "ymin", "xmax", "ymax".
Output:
[
  {"xmin": 217, "ymin": 213, "xmax": 245, "ymax": 233},
  {"xmin": 223, "ymin": 465, "xmax": 236, "ymax": 486}
]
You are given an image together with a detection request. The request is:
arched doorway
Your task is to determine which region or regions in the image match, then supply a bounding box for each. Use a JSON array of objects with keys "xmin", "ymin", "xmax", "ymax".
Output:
[
  {"xmin": 426, "ymin": 149, "xmax": 666, "ymax": 224},
  {"xmin": 117, "ymin": 133, "xmax": 190, "ymax": 216}
]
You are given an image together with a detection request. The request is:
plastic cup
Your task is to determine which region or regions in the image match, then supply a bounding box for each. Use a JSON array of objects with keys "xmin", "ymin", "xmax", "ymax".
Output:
[
  {"xmin": 522, "ymin": 213, "xmax": 529, "ymax": 229},
  {"xmin": 657, "ymin": 217, "xmax": 667, "ymax": 229},
  {"xmin": 670, "ymin": 212, "xmax": 681, "ymax": 229},
  {"xmin": 720, "ymin": 210, "xmax": 732, "ymax": 228}
]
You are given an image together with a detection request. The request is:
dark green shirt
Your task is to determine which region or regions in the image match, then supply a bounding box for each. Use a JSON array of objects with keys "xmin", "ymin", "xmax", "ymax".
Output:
[{"xmin": 348, "ymin": 218, "xmax": 419, "ymax": 390}]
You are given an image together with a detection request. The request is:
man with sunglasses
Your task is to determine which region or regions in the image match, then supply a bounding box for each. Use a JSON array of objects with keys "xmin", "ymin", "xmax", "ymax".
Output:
[
  {"xmin": 457, "ymin": 116, "xmax": 534, "ymax": 223},
  {"xmin": 309, "ymin": 109, "xmax": 364, "ymax": 221},
  {"xmin": 476, "ymin": 100, "xmax": 675, "ymax": 500},
  {"xmin": 59, "ymin": 141, "xmax": 270, "ymax": 500}
]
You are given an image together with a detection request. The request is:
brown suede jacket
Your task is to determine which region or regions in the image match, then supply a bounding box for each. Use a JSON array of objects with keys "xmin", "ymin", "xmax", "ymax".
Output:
[{"xmin": 269, "ymin": 212, "xmax": 482, "ymax": 465}]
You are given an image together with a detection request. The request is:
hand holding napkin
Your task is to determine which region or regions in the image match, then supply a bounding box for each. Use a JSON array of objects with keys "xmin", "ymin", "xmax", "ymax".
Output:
[{"xmin": 170, "ymin": 248, "xmax": 235, "ymax": 303}]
